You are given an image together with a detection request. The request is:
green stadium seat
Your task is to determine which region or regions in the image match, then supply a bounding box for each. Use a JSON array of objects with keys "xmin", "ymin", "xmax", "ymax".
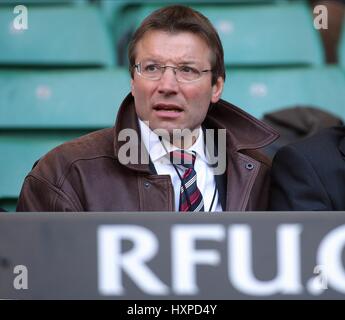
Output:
[
  {"xmin": 103, "ymin": 0, "xmax": 276, "ymax": 5},
  {"xmin": 117, "ymin": 1, "xmax": 323, "ymax": 67},
  {"xmin": 0, "ymin": 131, "xmax": 90, "ymax": 205},
  {"xmin": 0, "ymin": 199, "xmax": 16, "ymax": 212},
  {"xmin": 0, "ymin": 0, "xmax": 86, "ymax": 5},
  {"xmin": 0, "ymin": 198, "xmax": 16, "ymax": 212},
  {"xmin": 0, "ymin": 68, "xmax": 131, "ymax": 129},
  {"xmin": 198, "ymin": 1, "xmax": 323, "ymax": 66},
  {"xmin": 0, "ymin": 6, "xmax": 115, "ymax": 67},
  {"xmin": 222, "ymin": 66, "xmax": 345, "ymax": 120},
  {"xmin": 100, "ymin": 0, "xmax": 277, "ymax": 26}
]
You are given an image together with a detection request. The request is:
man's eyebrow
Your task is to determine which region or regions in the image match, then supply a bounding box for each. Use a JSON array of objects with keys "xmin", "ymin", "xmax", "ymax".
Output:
[
  {"xmin": 141, "ymin": 58, "xmax": 200, "ymax": 66},
  {"xmin": 139, "ymin": 57, "xmax": 162, "ymax": 63},
  {"xmin": 177, "ymin": 60, "xmax": 198, "ymax": 65},
  {"xmin": 141, "ymin": 59, "xmax": 160, "ymax": 63}
]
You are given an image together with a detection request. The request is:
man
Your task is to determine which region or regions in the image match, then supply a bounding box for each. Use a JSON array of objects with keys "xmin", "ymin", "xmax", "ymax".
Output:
[
  {"xmin": 17, "ymin": 5, "xmax": 278, "ymax": 212},
  {"xmin": 269, "ymin": 126, "xmax": 345, "ymax": 211}
]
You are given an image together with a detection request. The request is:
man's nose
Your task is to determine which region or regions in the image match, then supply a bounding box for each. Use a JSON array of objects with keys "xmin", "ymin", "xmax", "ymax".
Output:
[{"xmin": 157, "ymin": 67, "xmax": 179, "ymax": 95}]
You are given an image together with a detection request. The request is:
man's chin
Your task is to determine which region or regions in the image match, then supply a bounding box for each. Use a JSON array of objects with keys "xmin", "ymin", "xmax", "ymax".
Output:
[
  {"xmin": 149, "ymin": 123, "xmax": 200, "ymax": 148},
  {"xmin": 148, "ymin": 121, "xmax": 183, "ymax": 135}
]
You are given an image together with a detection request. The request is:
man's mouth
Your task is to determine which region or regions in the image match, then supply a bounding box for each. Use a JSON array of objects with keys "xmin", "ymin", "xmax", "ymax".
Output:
[{"xmin": 153, "ymin": 104, "xmax": 183, "ymax": 113}]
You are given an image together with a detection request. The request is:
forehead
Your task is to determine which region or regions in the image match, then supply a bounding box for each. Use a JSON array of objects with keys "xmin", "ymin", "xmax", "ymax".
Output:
[{"xmin": 135, "ymin": 30, "xmax": 211, "ymax": 64}]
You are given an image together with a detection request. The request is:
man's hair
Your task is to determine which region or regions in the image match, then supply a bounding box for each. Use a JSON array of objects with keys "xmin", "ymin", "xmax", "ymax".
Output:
[{"xmin": 128, "ymin": 5, "xmax": 225, "ymax": 85}]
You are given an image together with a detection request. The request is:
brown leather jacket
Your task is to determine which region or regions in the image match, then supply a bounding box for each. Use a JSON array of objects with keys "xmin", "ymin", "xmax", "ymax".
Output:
[{"xmin": 16, "ymin": 94, "xmax": 278, "ymax": 212}]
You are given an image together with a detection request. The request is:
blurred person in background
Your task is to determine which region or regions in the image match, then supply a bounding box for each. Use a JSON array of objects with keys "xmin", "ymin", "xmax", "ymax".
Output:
[{"xmin": 269, "ymin": 126, "xmax": 345, "ymax": 211}]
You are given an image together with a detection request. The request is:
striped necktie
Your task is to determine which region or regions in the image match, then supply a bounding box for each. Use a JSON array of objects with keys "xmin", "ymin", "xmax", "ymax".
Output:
[{"xmin": 170, "ymin": 150, "xmax": 204, "ymax": 212}]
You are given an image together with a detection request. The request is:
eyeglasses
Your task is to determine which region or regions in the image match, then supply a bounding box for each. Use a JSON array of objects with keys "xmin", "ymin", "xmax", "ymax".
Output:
[{"xmin": 133, "ymin": 61, "xmax": 212, "ymax": 83}]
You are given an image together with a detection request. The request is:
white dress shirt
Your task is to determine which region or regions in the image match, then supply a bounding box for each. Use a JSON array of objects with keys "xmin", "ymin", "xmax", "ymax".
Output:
[{"xmin": 139, "ymin": 119, "xmax": 223, "ymax": 212}]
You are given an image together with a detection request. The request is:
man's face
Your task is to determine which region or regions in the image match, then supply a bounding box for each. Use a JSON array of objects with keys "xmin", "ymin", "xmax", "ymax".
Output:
[{"xmin": 131, "ymin": 30, "xmax": 224, "ymax": 135}]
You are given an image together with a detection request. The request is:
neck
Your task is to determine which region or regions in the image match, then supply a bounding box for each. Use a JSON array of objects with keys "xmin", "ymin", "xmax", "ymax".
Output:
[{"xmin": 168, "ymin": 128, "xmax": 200, "ymax": 149}]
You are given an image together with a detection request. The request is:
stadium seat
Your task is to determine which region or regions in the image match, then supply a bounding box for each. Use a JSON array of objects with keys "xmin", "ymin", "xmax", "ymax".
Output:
[
  {"xmin": 0, "ymin": 6, "xmax": 114, "ymax": 67},
  {"xmin": 116, "ymin": 1, "xmax": 324, "ymax": 67},
  {"xmin": 222, "ymin": 66, "xmax": 345, "ymax": 120},
  {"xmin": 0, "ymin": 130, "xmax": 90, "ymax": 206},
  {"xmin": 0, "ymin": 0, "xmax": 86, "ymax": 4},
  {"xmin": 198, "ymin": 1, "xmax": 324, "ymax": 66},
  {"xmin": 102, "ymin": 0, "xmax": 276, "ymax": 5},
  {"xmin": 0, "ymin": 68, "xmax": 131, "ymax": 129},
  {"xmin": 0, "ymin": 199, "xmax": 15, "ymax": 212}
]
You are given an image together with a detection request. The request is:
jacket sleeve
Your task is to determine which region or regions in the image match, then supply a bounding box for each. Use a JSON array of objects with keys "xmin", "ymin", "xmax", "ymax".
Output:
[
  {"xmin": 16, "ymin": 175, "xmax": 79, "ymax": 212},
  {"xmin": 268, "ymin": 145, "xmax": 333, "ymax": 211}
]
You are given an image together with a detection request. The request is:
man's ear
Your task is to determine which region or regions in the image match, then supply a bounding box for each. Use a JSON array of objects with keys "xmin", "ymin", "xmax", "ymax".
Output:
[{"xmin": 211, "ymin": 77, "xmax": 224, "ymax": 103}]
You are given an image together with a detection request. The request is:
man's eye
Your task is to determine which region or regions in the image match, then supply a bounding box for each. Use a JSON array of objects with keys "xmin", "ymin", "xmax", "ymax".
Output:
[
  {"xmin": 179, "ymin": 66, "xmax": 199, "ymax": 74},
  {"xmin": 144, "ymin": 64, "xmax": 159, "ymax": 72}
]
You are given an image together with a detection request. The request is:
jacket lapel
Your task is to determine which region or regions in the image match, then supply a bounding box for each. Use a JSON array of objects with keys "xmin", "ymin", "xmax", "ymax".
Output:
[
  {"xmin": 148, "ymin": 158, "xmax": 157, "ymax": 174},
  {"xmin": 202, "ymin": 126, "xmax": 227, "ymax": 210},
  {"xmin": 215, "ymin": 172, "xmax": 227, "ymax": 210}
]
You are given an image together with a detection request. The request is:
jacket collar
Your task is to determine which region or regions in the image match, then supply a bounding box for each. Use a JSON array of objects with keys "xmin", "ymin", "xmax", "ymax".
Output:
[
  {"xmin": 113, "ymin": 94, "xmax": 151, "ymax": 173},
  {"xmin": 113, "ymin": 93, "xmax": 279, "ymax": 172},
  {"xmin": 205, "ymin": 99, "xmax": 278, "ymax": 152}
]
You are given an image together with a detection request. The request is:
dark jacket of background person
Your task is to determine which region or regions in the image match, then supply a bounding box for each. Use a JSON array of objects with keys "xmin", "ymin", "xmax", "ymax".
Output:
[
  {"xmin": 16, "ymin": 94, "xmax": 278, "ymax": 212},
  {"xmin": 269, "ymin": 126, "xmax": 345, "ymax": 211},
  {"xmin": 261, "ymin": 106, "xmax": 343, "ymax": 158}
]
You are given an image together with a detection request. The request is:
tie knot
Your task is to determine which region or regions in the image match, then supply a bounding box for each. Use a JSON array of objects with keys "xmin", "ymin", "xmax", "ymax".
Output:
[{"xmin": 169, "ymin": 150, "xmax": 196, "ymax": 168}]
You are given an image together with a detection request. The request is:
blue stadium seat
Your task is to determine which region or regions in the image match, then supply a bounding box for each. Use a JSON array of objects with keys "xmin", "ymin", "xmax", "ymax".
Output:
[
  {"xmin": 0, "ymin": 68, "xmax": 131, "ymax": 129},
  {"xmin": 222, "ymin": 66, "xmax": 345, "ymax": 120},
  {"xmin": 0, "ymin": 6, "xmax": 114, "ymax": 67}
]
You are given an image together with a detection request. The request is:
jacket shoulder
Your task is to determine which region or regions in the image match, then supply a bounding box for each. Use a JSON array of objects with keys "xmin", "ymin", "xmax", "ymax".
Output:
[
  {"xmin": 278, "ymin": 126, "xmax": 344, "ymax": 160},
  {"xmin": 28, "ymin": 128, "xmax": 115, "ymax": 186}
]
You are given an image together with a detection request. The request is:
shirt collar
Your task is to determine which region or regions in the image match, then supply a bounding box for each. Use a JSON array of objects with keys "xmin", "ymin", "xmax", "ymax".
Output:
[{"xmin": 138, "ymin": 118, "xmax": 209, "ymax": 164}]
